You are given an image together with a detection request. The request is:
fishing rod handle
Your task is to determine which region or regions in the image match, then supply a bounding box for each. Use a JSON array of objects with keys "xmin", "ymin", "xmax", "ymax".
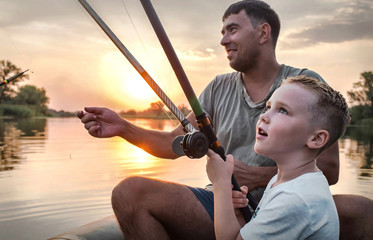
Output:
[
  {"xmin": 197, "ymin": 113, "xmax": 254, "ymax": 222},
  {"xmin": 213, "ymin": 145, "xmax": 253, "ymax": 223},
  {"xmin": 231, "ymin": 174, "xmax": 253, "ymax": 223}
]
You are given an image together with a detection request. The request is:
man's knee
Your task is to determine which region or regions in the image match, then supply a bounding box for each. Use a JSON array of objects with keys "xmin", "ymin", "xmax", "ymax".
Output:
[
  {"xmin": 334, "ymin": 194, "xmax": 373, "ymax": 240},
  {"xmin": 111, "ymin": 176, "xmax": 148, "ymax": 212}
]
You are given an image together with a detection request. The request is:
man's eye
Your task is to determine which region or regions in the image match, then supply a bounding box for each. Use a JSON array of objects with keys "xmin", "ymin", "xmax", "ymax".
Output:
[{"xmin": 230, "ymin": 27, "xmax": 237, "ymax": 32}]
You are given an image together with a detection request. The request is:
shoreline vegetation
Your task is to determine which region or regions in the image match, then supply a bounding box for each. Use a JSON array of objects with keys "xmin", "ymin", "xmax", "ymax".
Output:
[
  {"xmin": 1, "ymin": 103, "xmax": 373, "ymax": 127},
  {"xmin": 1, "ymin": 60, "xmax": 373, "ymax": 125},
  {"xmin": 0, "ymin": 102, "xmax": 191, "ymax": 120}
]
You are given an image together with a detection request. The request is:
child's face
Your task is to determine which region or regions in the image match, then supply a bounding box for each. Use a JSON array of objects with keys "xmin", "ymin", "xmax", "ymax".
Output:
[{"xmin": 254, "ymin": 83, "xmax": 317, "ymax": 159}]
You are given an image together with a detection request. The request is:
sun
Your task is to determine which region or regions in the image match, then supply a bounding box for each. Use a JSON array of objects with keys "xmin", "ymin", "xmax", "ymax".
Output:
[
  {"xmin": 99, "ymin": 52, "xmax": 162, "ymax": 109},
  {"xmin": 120, "ymin": 73, "xmax": 156, "ymax": 100}
]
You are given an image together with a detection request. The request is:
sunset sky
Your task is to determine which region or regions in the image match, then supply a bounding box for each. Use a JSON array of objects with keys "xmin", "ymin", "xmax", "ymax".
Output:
[{"xmin": 1, "ymin": 0, "xmax": 372, "ymax": 112}]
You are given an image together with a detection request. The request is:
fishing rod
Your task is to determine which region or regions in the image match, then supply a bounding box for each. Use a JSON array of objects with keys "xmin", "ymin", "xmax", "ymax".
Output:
[
  {"xmin": 77, "ymin": 0, "xmax": 256, "ymax": 221},
  {"xmin": 77, "ymin": 0, "xmax": 194, "ymax": 134},
  {"xmin": 0, "ymin": 69, "xmax": 29, "ymax": 86},
  {"xmin": 139, "ymin": 0, "xmax": 256, "ymax": 221}
]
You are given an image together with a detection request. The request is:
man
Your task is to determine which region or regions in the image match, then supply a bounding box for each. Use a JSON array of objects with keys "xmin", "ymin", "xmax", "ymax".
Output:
[{"xmin": 78, "ymin": 1, "xmax": 339, "ymax": 239}]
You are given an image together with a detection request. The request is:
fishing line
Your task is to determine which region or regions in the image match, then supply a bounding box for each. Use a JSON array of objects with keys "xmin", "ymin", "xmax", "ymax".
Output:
[
  {"xmin": 119, "ymin": 0, "xmax": 183, "ymax": 131},
  {"xmin": 120, "ymin": 0, "xmax": 148, "ymax": 57},
  {"xmin": 82, "ymin": 0, "xmax": 188, "ymax": 133}
]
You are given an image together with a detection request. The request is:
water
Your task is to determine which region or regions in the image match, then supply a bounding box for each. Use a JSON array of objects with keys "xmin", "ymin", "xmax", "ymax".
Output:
[{"xmin": 0, "ymin": 118, "xmax": 372, "ymax": 240}]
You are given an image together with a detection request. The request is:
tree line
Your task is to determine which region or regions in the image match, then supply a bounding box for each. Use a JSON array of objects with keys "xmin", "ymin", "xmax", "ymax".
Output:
[
  {"xmin": 1, "ymin": 59, "xmax": 372, "ymax": 123},
  {"xmin": 0, "ymin": 60, "xmax": 191, "ymax": 118},
  {"xmin": 347, "ymin": 71, "xmax": 373, "ymax": 125},
  {"xmin": 119, "ymin": 101, "xmax": 191, "ymax": 119},
  {"xmin": 0, "ymin": 60, "xmax": 49, "ymax": 117}
]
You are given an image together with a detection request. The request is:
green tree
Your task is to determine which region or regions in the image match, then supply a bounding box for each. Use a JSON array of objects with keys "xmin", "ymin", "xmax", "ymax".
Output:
[
  {"xmin": 178, "ymin": 104, "xmax": 191, "ymax": 116},
  {"xmin": 347, "ymin": 71, "xmax": 373, "ymax": 106},
  {"xmin": 347, "ymin": 71, "xmax": 373, "ymax": 122},
  {"xmin": 14, "ymin": 85, "xmax": 49, "ymax": 115},
  {"xmin": 149, "ymin": 101, "xmax": 165, "ymax": 116},
  {"xmin": 0, "ymin": 60, "xmax": 29, "ymax": 103}
]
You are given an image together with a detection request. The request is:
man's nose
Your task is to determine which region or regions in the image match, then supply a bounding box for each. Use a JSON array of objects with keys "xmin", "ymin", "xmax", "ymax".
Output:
[{"xmin": 220, "ymin": 34, "xmax": 229, "ymax": 46}]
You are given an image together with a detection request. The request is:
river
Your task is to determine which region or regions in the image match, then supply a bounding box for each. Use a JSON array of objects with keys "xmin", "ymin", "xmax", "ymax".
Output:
[{"xmin": 0, "ymin": 117, "xmax": 372, "ymax": 240}]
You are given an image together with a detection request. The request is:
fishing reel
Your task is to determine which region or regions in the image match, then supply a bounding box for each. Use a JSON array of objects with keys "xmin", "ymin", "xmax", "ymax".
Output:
[{"xmin": 172, "ymin": 131, "xmax": 210, "ymax": 159}]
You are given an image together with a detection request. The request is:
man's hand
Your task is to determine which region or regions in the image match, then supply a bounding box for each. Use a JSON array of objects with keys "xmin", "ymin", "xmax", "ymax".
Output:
[
  {"xmin": 232, "ymin": 186, "xmax": 249, "ymax": 209},
  {"xmin": 77, "ymin": 107, "xmax": 126, "ymax": 138},
  {"xmin": 233, "ymin": 158, "xmax": 277, "ymax": 192}
]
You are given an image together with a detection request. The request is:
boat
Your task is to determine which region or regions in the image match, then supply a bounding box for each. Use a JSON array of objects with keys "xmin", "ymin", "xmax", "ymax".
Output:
[
  {"xmin": 48, "ymin": 194, "xmax": 373, "ymax": 240},
  {"xmin": 48, "ymin": 215, "xmax": 124, "ymax": 240}
]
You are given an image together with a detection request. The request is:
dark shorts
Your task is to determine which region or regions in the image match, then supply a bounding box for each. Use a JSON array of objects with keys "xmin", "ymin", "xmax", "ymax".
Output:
[{"xmin": 188, "ymin": 186, "xmax": 214, "ymax": 220}]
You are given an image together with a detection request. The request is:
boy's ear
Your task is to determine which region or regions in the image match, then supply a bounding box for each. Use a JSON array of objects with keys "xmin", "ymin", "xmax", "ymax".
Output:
[{"xmin": 307, "ymin": 130, "xmax": 329, "ymax": 150}]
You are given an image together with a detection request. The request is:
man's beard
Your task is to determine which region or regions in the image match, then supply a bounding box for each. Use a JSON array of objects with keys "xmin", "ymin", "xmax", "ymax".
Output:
[{"xmin": 229, "ymin": 48, "xmax": 260, "ymax": 73}]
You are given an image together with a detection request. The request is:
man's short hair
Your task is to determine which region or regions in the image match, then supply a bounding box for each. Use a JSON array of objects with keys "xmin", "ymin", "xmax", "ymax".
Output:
[{"xmin": 223, "ymin": 0, "xmax": 281, "ymax": 48}]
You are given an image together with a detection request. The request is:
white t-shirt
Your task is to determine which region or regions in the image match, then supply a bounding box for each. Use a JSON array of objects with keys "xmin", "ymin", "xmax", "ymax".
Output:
[{"xmin": 240, "ymin": 172, "xmax": 339, "ymax": 239}]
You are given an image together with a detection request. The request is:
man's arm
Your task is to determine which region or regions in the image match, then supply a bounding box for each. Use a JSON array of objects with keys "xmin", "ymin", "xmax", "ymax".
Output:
[
  {"xmin": 78, "ymin": 107, "xmax": 198, "ymax": 159},
  {"xmin": 233, "ymin": 160, "xmax": 277, "ymax": 192},
  {"xmin": 315, "ymin": 142, "xmax": 339, "ymax": 185},
  {"xmin": 233, "ymin": 141, "xmax": 339, "ymax": 190}
]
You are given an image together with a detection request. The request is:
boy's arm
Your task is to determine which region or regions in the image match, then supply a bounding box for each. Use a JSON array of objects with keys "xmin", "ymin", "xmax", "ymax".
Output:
[
  {"xmin": 206, "ymin": 151, "xmax": 243, "ymax": 240},
  {"xmin": 214, "ymin": 180, "xmax": 243, "ymax": 240}
]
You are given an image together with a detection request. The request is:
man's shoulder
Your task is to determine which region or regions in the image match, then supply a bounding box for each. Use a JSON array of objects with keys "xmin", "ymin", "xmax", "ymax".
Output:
[
  {"xmin": 215, "ymin": 71, "xmax": 240, "ymax": 81},
  {"xmin": 281, "ymin": 64, "xmax": 325, "ymax": 83},
  {"xmin": 207, "ymin": 71, "xmax": 241, "ymax": 88}
]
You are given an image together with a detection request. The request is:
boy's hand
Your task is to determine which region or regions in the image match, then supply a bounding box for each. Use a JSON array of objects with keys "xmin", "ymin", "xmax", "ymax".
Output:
[{"xmin": 206, "ymin": 149, "xmax": 234, "ymax": 184}]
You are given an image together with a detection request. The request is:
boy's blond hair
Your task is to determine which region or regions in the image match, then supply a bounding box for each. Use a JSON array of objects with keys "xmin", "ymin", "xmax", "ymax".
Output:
[{"xmin": 282, "ymin": 76, "xmax": 351, "ymax": 152}]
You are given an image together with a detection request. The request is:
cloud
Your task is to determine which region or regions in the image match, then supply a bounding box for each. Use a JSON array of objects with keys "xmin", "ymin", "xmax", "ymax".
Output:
[{"xmin": 280, "ymin": 0, "xmax": 373, "ymax": 48}]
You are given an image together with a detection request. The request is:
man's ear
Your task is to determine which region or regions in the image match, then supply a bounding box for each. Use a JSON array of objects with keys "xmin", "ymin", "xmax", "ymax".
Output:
[
  {"xmin": 258, "ymin": 23, "xmax": 271, "ymax": 45},
  {"xmin": 307, "ymin": 130, "xmax": 329, "ymax": 150}
]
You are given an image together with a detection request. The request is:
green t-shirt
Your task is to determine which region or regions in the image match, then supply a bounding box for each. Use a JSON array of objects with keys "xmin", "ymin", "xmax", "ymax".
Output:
[{"xmin": 199, "ymin": 64, "xmax": 325, "ymax": 200}]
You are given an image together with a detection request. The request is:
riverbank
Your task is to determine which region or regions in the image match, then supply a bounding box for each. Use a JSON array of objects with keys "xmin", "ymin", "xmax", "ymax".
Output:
[{"xmin": 0, "ymin": 108, "xmax": 186, "ymax": 120}]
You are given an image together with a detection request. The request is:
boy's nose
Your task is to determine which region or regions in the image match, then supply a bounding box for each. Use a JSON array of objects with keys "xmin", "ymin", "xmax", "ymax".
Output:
[{"xmin": 259, "ymin": 112, "xmax": 269, "ymax": 123}]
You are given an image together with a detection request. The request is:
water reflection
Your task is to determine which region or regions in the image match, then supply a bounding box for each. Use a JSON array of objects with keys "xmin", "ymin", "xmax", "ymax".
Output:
[
  {"xmin": 0, "ymin": 118, "xmax": 372, "ymax": 240},
  {"xmin": 342, "ymin": 126, "xmax": 373, "ymax": 178},
  {"xmin": 130, "ymin": 118, "xmax": 179, "ymax": 131},
  {"xmin": 0, "ymin": 118, "xmax": 46, "ymax": 172}
]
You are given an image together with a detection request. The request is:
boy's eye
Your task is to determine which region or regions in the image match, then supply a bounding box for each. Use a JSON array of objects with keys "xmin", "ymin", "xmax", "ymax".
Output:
[
  {"xmin": 279, "ymin": 107, "xmax": 288, "ymax": 115},
  {"xmin": 265, "ymin": 105, "xmax": 271, "ymax": 112}
]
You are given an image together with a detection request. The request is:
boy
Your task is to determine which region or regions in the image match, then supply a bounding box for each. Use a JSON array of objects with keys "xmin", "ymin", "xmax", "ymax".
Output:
[{"xmin": 206, "ymin": 75, "xmax": 350, "ymax": 240}]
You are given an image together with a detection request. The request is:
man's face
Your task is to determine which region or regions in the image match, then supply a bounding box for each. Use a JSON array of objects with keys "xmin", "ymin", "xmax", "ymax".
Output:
[{"xmin": 220, "ymin": 10, "xmax": 261, "ymax": 72}]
